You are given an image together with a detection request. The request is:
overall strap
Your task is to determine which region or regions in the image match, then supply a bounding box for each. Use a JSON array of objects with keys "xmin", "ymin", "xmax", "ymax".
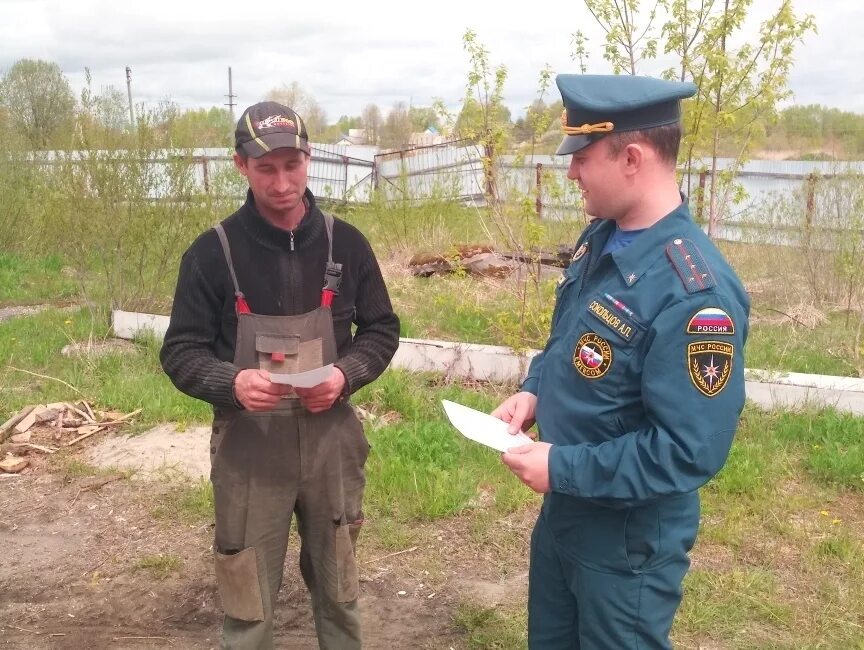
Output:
[
  {"xmin": 213, "ymin": 224, "xmax": 251, "ymax": 315},
  {"xmin": 320, "ymin": 211, "xmax": 342, "ymax": 308}
]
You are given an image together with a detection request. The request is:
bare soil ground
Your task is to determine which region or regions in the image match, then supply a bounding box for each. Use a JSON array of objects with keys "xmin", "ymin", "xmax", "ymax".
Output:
[{"xmin": 0, "ymin": 427, "xmax": 532, "ymax": 649}]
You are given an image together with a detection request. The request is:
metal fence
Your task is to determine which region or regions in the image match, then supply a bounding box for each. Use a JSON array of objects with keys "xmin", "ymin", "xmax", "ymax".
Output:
[{"xmin": 18, "ymin": 145, "xmax": 864, "ymax": 245}]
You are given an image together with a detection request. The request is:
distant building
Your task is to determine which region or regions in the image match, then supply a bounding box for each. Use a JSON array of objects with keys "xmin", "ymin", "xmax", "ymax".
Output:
[{"xmin": 409, "ymin": 126, "xmax": 449, "ymax": 147}]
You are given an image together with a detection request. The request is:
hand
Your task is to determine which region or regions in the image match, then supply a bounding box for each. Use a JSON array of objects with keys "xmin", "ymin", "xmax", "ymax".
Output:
[
  {"xmin": 502, "ymin": 442, "xmax": 552, "ymax": 494},
  {"xmin": 491, "ymin": 391, "xmax": 537, "ymax": 435},
  {"xmin": 293, "ymin": 367, "xmax": 347, "ymax": 413},
  {"xmin": 234, "ymin": 369, "xmax": 292, "ymax": 411}
]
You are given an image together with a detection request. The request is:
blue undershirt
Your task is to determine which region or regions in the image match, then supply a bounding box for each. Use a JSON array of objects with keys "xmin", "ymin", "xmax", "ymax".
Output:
[{"xmin": 600, "ymin": 226, "xmax": 647, "ymax": 256}]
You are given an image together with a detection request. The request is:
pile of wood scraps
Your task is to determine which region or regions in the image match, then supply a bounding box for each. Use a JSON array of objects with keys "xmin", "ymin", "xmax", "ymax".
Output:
[{"xmin": 0, "ymin": 401, "xmax": 142, "ymax": 474}]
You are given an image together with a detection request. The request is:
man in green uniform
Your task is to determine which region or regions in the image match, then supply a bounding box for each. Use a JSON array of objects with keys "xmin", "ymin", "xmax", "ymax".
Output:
[
  {"xmin": 160, "ymin": 101, "xmax": 399, "ymax": 649},
  {"xmin": 493, "ymin": 75, "xmax": 750, "ymax": 649}
]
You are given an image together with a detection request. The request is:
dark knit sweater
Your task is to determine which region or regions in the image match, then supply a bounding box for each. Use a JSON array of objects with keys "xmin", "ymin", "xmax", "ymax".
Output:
[{"xmin": 159, "ymin": 189, "xmax": 400, "ymax": 408}]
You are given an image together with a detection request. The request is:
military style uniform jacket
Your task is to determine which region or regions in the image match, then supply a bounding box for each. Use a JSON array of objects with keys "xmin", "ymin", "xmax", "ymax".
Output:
[{"xmin": 522, "ymin": 200, "xmax": 750, "ymax": 509}]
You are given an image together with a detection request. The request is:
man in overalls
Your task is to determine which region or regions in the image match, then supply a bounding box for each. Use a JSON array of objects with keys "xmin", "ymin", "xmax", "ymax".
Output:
[
  {"xmin": 492, "ymin": 75, "xmax": 750, "ymax": 648},
  {"xmin": 160, "ymin": 101, "xmax": 400, "ymax": 649}
]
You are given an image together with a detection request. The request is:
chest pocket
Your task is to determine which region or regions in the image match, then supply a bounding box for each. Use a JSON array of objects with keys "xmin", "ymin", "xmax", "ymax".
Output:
[
  {"xmin": 256, "ymin": 333, "xmax": 323, "ymax": 374},
  {"xmin": 570, "ymin": 295, "xmax": 647, "ymax": 399}
]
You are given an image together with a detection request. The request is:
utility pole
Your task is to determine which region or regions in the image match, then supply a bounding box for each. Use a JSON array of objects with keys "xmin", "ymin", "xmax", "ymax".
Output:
[
  {"xmin": 125, "ymin": 66, "xmax": 135, "ymax": 128},
  {"xmin": 225, "ymin": 67, "xmax": 236, "ymax": 120}
]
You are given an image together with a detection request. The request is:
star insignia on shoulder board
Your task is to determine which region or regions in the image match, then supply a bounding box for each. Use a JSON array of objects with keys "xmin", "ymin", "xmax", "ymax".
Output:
[{"xmin": 627, "ymin": 273, "xmax": 637, "ymax": 284}]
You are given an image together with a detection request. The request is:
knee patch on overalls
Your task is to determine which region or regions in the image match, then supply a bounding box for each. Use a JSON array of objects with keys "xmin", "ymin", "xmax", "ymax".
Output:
[
  {"xmin": 333, "ymin": 517, "xmax": 363, "ymax": 603},
  {"xmin": 214, "ymin": 546, "xmax": 265, "ymax": 621}
]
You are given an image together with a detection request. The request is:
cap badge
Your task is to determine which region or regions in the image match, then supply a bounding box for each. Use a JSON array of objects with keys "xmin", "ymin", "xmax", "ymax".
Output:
[
  {"xmin": 256, "ymin": 115, "xmax": 296, "ymax": 130},
  {"xmin": 561, "ymin": 111, "xmax": 615, "ymax": 135}
]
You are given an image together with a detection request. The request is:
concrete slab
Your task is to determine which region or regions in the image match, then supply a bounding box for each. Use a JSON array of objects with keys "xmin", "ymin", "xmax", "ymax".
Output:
[{"xmin": 113, "ymin": 310, "xmax": 864, "ymax": 415}]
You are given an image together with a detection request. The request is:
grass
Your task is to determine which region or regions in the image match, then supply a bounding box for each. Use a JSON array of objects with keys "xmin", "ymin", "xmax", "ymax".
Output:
[
  {"xmin": 0, "ymin": 252, "xmax": 80, "ymax": 306},
  {"xmin": 454, "ymin": 602, "xmax": 528, "ymax": 649},
  {"xmin": 0, "ymin": 309, "xmax": 862, "ymax": 647},
  {"xmin": 132, "ymin": 553, "xmax": 183, "ymax": 579},
  {"xmin": 0, "ymin": 238, "xmax": 862, "ymax": 648},
  {"xmin": 150, "ymin": 479, "xmax": 215, "ymax": 525}
]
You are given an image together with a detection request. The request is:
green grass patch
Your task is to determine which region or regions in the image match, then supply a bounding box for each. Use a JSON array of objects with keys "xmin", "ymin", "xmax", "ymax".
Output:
[
  {"xmin": 0, "ymin": 252, "xmax": 80, "ymax": 306},
  {"xmin": 51, "ymin": 457, "xmax": 131, "ymax": 482},
  {"xmin": 454, "ymin": 602, "xmax": 528, "ymax": 650},
  {"xmin": 132, "ymin": 553, "xmax": 183, "ymax": 579},
  {"xmin": 744, "ymin": 311, "xmax": 864, "ymax": 377},
  {"xmin": 150, "ymin": 479, "xmax": 214, "ymax": 524},
  {"xmin": 356, "ymin": 371, "xmax": 537, "ymax": 522},
  {"xmin": 675, "ymin": 568, "xmax": 793, "ymax": 643}
]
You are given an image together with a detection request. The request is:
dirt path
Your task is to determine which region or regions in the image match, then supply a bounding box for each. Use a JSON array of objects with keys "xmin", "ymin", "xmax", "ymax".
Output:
[{"xmin": 1, "ymin": 427, "xmax": 532, "ymax": 649}]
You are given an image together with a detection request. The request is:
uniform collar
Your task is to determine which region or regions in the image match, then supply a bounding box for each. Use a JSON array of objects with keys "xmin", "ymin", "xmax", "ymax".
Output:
[
  {"xmin": 239, "ymin": 188, "xmax": 324, "ymax": 251},
  {"xmin": 605, "ymin": 198, "xmax": 693, "ymax": 287}
]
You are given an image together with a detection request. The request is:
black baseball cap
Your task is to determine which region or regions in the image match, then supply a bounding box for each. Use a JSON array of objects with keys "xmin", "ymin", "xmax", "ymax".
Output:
[{"xmin": 234, "ymin": 101, "xmax": 310, "ymax": 158}]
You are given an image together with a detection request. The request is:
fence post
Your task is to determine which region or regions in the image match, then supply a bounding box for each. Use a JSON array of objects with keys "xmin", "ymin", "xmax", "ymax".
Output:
[
  {"xmin": 535, "ymin": 162, "xmax": 543, "ymax": 220},
  {"xmin": 342, "ymin": 155, "xmax": 349, "ymax": 202},
  {"xmin": 201, "ymin": 156, "xmax": 210, "ymax": 194},
  {"xmin": 696, "ymin": 170, "xmax": 707, "ymax": 223},
  {"xmin": 804, "ymin": 172, "xmax": 818, "ymax": 248}
]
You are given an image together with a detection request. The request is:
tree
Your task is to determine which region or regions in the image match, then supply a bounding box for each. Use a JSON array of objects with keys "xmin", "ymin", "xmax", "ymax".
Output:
[
  {"xmin": 408, "ymin": 106, "xmax": 440, "ymax": 133},
  {"xmin": 458, "ymin": 29, "xmax": 510, "ymax": 203},
  {"xmin": 360, "ymin": 103, "xmax": 382, "ymax": 145},
  {"xmin": 0, "ymin": 58, "xmax": 75, "ymax": 148},
  {"xmin": 379, "ymin": 102, "xmax": 413, "ymax": 149},
  {"xmin": 166, "ymin": 107, "xmax": 234, "ymax": 148},
  {"xmin": 74, "ymin": 68, "xmax": 138, "ymax": 149},
  {"xmin": 677, "ymin": 0, "xmax": 816, "ymax": 235},
  {"xmin": 584, "ymin": 0, "xmax": 664, "ymax": 74},
  {"xmin": 582, "ymin": 0, "xmax": 815, "ymax": 236},
  {"xmin": 265, "ymin": 82, "xmax": 329, "ymax": 140}
]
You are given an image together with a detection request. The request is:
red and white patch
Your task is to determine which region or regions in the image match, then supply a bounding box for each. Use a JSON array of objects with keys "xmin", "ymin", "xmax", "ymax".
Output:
[{"xmin": 256, "ymin": 115, "xmax": 296, "ymax": 130}]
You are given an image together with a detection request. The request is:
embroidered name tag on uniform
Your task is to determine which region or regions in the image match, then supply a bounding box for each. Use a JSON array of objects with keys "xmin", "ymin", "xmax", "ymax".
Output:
[
  {"xmin": 687, "ymin": 340, "xmax": 733, "ymax": 397},
  {"xmin": 573, "ymin": 332, "xmax": 613, "ymax": 379},
  {"xmin": 586, "ymin": 298, "xmax": 637, "ymax": 341},
  {"xmin": 687, "ymin": 307, "xmax": 735, "ymax": 335}
]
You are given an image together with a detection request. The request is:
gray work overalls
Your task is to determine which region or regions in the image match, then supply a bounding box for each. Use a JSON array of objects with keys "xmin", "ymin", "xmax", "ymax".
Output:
[{"xmin": 210, "ymin": 214, "xmax": 368, "ymax": 650}]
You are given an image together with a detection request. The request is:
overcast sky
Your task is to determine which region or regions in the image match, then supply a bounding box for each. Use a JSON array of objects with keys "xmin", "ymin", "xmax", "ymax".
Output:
[{"xmin": 1, "ymin": 0, "xmax": 862, "ymax": 121}]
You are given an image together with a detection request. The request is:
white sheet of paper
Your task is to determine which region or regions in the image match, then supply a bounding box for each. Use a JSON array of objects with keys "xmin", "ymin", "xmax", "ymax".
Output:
[
  {"xmin": 269, "ymin": 363, "xmax": 334, "ymax": 388},
  {"xmin": 441, "ymin": 399, "xmax": 533, "ymax": 452}
]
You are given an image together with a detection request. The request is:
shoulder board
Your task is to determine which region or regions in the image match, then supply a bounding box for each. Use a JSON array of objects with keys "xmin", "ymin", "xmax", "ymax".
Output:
[{"xmin": 665, "ymin": 238, "xmax": 716, "ymax": 293}]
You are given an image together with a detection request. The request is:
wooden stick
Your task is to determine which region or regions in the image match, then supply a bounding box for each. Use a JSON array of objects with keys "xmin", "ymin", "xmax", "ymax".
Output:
[
  {"xmin": 0, "ymin": 406, "xmax": 36, "ymax": 440},
  {"xmin": 6, "ymin": 366, "xmax": 84, "ymax": 396},
  {"xmin": 96, "ymin": 408, "xmax": 143, "ymax": 426},
  {"xmin": 81, "ymin": 400, "xmax": 96, "ymax": 421},
  {"xmin": 66, "ymin": 426, "xmax": 105, "ymax": 446},
  {"xmin": 9, "ymin": 625, "xmax": 39, "ymax": 634},
  {"xmin": 65, "ymin": 403, "xmax": 95, "ymax": 423},
  {"xmin": 362, "ymin": 546, "xmax": 419, "ymax": 564},
  {"xmin": 112, "ymin": 637, "xmax": 167, "ymax": 641},
  {"xmin": 13, "ymin": 443, "xmax": 58, "ymax": 454}
]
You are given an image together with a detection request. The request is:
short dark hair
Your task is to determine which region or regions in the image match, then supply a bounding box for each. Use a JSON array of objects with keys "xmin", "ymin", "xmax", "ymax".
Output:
[{"xmin": 605, "ymin": 122, "xmax": 682, "ymax": 167}]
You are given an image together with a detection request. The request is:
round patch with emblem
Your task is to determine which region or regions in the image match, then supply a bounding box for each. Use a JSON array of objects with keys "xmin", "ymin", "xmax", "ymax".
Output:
[
  {"xmin": 572, "ymin": 243, "xmax": 588, "ymax": 262},
  {"xmin": 573, "ymin": 332, "xmax": 613, "ymax": 379}
]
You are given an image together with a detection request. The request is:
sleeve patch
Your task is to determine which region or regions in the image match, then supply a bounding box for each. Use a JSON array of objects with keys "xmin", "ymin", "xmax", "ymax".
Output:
[
  {"xmin": 666, "ymin": 238, "xmax": 716, "ymax": 294},
  {"xmin": 686, "ymin": 307, "xmax": 735, "ymax": 335},
  {"xmin": 688, "ymin": 341, "xmax": 733, "ymax": 397}
]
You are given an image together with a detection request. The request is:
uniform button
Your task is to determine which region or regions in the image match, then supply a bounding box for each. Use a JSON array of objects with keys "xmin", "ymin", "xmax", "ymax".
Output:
[{"xmin": 210, "ymin": 447, "xmax": 216, "ymax": 454}]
